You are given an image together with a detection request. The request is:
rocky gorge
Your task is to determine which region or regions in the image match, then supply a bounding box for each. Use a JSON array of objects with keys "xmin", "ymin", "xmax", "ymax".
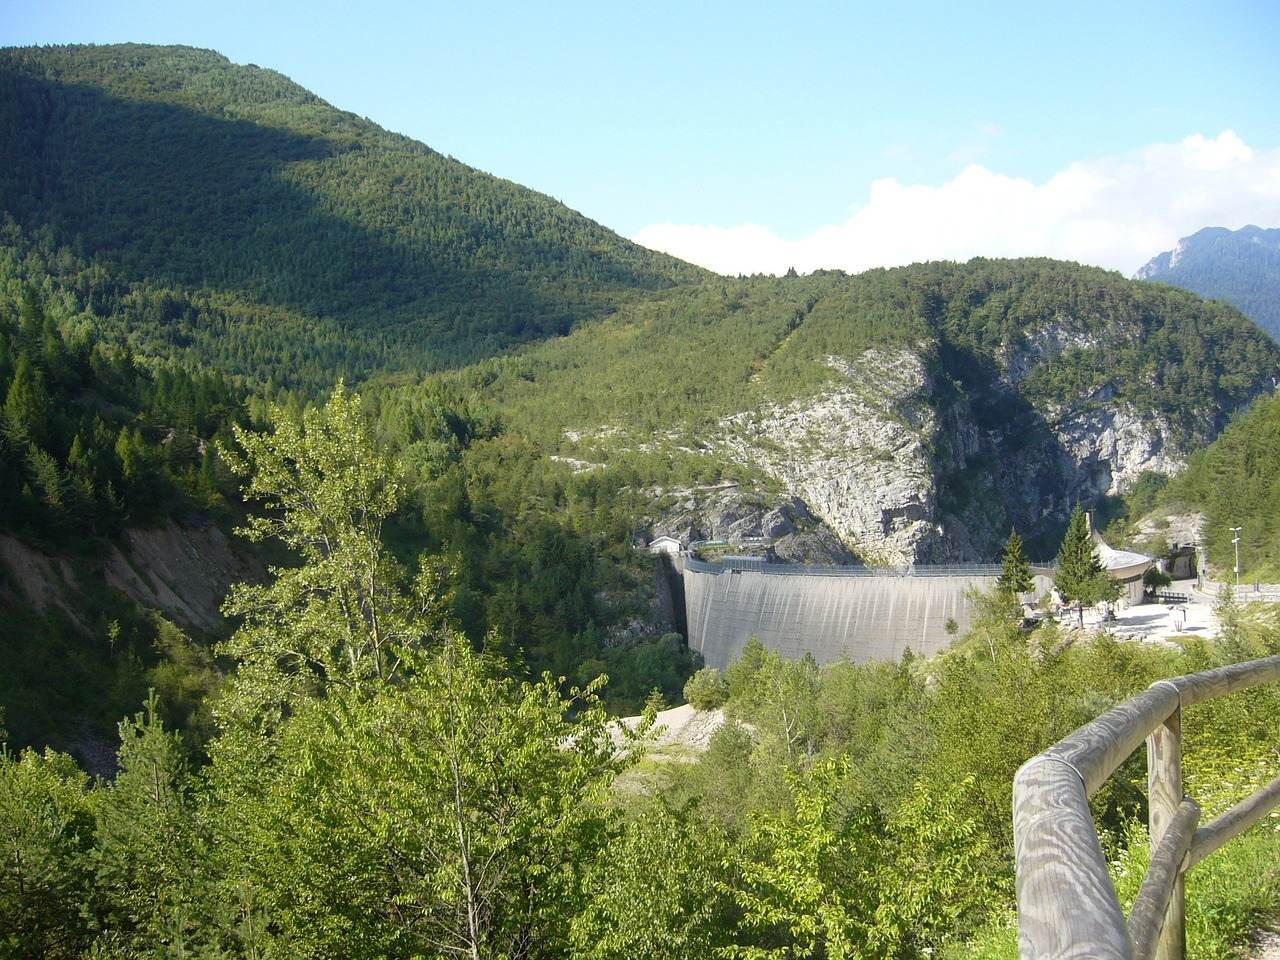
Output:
[{"xmin": 650, "ymin": 329, "xmax": 1205, "ymax": 566}]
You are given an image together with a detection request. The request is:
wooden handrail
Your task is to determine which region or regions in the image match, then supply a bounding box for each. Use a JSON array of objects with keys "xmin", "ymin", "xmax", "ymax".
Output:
[{"xmin": 1014, "ymin": 653, "xmax": 1280, "ymax": 959}]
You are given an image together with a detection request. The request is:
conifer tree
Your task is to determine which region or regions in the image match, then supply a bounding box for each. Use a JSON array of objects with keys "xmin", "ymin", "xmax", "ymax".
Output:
[
  {"xmin": 1054, "ymin": 506, "xmax": 1121, "ymax": 628},
  {"xmin": 996, "ymin": 528, "xmax": 1034, "ymax": 597}
]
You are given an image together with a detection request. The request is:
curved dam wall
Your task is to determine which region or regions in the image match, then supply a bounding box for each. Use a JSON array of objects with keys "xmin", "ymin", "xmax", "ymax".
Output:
[{"xmin": 679, "ymin": 558, "xmax": 1053, "ymax": 670}]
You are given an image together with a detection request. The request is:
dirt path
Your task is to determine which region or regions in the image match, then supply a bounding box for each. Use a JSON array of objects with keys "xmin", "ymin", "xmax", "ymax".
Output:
[{"xmin": 1252, "ymin": 930, "xmax": 1280, "ymax": 959}]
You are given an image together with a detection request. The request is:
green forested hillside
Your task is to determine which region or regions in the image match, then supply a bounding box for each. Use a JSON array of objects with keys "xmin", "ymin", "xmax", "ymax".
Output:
[
  {"xmin": 4, "ymin": 400, "xmax": 1278, "ymax": 958},
  {"xmin": 0, "ymin": 277, "xmax": 246, "ymax": 752},
  {"xmin": 454, "ymin": 258, "xmax": 1276, "ymax": 449},
  {"xmin": 400, "ymin": 257, "xmax": 1280, "ymax": 563},
  {"xmin": 0, "ymin": 44, "xmax": 707, "ymax": 386},
  {"xmin": 1158, "ymin": 390, "xmax": 1280, "ymax": 580},
  {"xmin": 0, "ymin": 285, "xmax": 244, "ymax": 543}
]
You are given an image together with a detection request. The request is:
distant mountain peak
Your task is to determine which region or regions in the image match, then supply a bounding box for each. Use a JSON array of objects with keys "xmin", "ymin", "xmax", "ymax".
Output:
[{"xmin": 1135, "ymin": 225, "xmax": 1280, "ymax": 341}]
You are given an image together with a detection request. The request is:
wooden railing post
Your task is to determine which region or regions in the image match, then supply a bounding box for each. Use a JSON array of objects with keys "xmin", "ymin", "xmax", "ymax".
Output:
[
  {"xmin": 1146, "ymin": 684, "xmax": 1184, "ymax": 960},
  {"xmin": 1015, "ymin": 655, "xmax": 1280, "ymax": 958}
]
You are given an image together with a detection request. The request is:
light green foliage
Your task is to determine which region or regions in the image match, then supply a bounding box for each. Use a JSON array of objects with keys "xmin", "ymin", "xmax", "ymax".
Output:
[
  {"xmin": 667, "ymin": 720, "xmax": 760, "ymax": 832},
  {"xmin": 206, "ymin": 385, "xmax": 643, "ymax": 957},
  {"xmin": 90, "ymin": 694, "xmax": 221, "ymax": 957},
  {"xmin": 218, "ymin": 382, "xmax": 450, "ymax": 721},
  {"xmin": 212, "ymin": 638, "xmax": 633, "ymax": 959},
  {"xmin": 570, "ymin": 798, "xmax": 733, "ymax": 960},
  {"xmin": 729, "ymin": 649, "xmax": 822, "ymax": 763},
  {"xmin": 725, "ymin": 759, "xmax": 880, "ymax": 960},
  {"xmin": 0, "ymin": 747, "xmax": 95, "ymax": 959},
  {"xmin": 922, "ymin": 638, "xmax": 1063, "ymax": 849},
  {"xmin": 869, "ymin": 778, "xmax": 1004, "ymax": 956},
  {"xmin": 956, "ymin": 586, "xmax": 1027, "ymax": 662},
  {"xmin": 720, "ymin": 763, "xmax": 1005, "ymax": 960},
  {"xmin": 684, "ymin": 665, "xmax": 730, "ymax": 710},
  {"xmin": 725, "ymin": 636, "xmax": 769, "ymax": 701}
]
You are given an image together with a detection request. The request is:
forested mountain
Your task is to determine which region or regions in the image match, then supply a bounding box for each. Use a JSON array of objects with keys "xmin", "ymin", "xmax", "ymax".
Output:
[
  {"xmin": 1136, "ymin": 225, "xmax": 1280, "ymax": 342},
  {"xmin": 0, "ymin": 43, "xmax": 707, "ymax": 387},
  {"xmin": 4, "ymin": 44, "xmax": 1279, "ymax": 745},
  {"xmin": 421, "ymin": 257, "xmax": 1280, "ymax": 561},
  {"xmin": 5, "ymin": 43, "xmax": 1280, "ymax": 960}
]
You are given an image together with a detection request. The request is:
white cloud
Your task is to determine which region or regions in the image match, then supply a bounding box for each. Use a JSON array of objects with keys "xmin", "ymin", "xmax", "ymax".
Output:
[{"xmin": 633, "ymin": 131, "xmax": 1280, "ymax": 277}]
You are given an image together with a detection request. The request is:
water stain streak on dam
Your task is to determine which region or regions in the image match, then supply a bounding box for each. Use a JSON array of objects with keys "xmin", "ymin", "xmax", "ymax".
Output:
[{"xmin": 678, "ymin": 557, "xmax": 1052, "ymax": 670}]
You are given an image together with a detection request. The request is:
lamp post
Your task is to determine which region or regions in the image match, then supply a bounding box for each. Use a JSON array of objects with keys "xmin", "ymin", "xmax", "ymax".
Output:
[{"xmin": 1230, "ymin": 526, "xmax": 1242, "ymax": 590}]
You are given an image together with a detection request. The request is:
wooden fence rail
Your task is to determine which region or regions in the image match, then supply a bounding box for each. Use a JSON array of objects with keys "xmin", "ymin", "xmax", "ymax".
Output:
[{"xmin": 1013, "ymin": 653, "xmax": 1280, "ymax": 959}]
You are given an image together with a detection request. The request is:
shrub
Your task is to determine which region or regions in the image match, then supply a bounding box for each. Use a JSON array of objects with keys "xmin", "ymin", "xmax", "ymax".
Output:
[{"xmin": 683, "ymin": 666, "xmax": 729, "ymax": 710}]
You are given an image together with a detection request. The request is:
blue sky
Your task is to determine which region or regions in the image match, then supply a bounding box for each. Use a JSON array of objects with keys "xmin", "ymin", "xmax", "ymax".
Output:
[{"xmin": 5, "ymin": 0, "xmax": 1279, "ymax": 275}]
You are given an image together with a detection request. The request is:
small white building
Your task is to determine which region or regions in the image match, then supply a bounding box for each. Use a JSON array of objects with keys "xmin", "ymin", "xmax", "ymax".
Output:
[
  {"xmin": 648, "ymin": 536, "xmax": 684, "ymax": 556},
  {"xmin": 1091, "ymin": 530, "xmax": 1154, "ymax": 604}
]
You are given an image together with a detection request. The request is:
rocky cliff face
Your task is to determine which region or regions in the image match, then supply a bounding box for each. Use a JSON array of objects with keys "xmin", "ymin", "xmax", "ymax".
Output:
[
  {"xmin": 657, "ymin": 340, "xmax": 1195, "ymax": 566},
  {"xmin": 715, "ymin": 349, "xmax": 942, "ymax": 565},
  {"xmin": 648, "ymin": 487, "xmax": 855, "ymax": 565},
  {"xmin": 1050, "ymin": 402, "xmax": 1186, "ymax": 502}
]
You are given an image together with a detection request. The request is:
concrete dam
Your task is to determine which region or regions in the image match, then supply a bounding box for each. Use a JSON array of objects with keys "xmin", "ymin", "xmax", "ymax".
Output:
[{"xmin": 676, "ymin": 557, "xmax": 1053, "ymax": 670}]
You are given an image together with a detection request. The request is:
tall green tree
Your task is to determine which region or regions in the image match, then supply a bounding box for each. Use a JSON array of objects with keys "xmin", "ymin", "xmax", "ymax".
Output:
[
  {"xmin": 1054, "ymin": 505, "xmax": 1122, "ymax": 628},
  {"xmin": 0, "ymin": 748, "xmax": 95, "ymax": 959},
  {"xmin": 91, "ymin": 695, "xmax": 220, "ymax": 957},
  {"xmin": 217, "ymin": 381, "xmax": 449, "ymax": 726},
  {"xmin": 996, "ymin": 527, "xmax": 1034, "ymax": 597},
  {"xmin": 211, "ymin": 639, "xmax": 638, "ymax": 959},
  {"xmin": 2, "ymin": 352, "xmax": 50, "ymax": 449},
  {"xmin": 207, "ymin": 379, "xmax": 649, "ymax": 958}
]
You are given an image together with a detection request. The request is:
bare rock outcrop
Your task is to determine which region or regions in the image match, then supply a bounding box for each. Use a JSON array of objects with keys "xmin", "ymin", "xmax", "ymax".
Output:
[
  {"xmin": 716, "ymin": 349, "xmax": 942, "ymax": 565},
  {"xmin": 648, "ymin": 486, "xmax": 855, "ymax": 566},
  {"xmin": 1050, "ymin": 403, "xmax": 1186, "ymax": 501},
  {"xmin": 1, "ymin": 518, "xmax": 260, "ymax": 637}
]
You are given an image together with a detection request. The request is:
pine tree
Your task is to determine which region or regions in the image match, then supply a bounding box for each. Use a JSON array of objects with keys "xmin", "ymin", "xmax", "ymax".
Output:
[
  {"xmin": 996, "ymin": 528, "xmax": 1034, "ymax": 597},
  {"xmin": 1054, "ymin": 506, "xmax": 1121, "ymax": 628},
  {"xmin": 3, "ymin": 352, "xmax": 50, "ymax": 448}
]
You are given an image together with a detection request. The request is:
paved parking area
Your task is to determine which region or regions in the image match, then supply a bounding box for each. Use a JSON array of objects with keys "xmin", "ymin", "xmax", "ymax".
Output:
[{"xmin": 1071, "ymin": 579, "xmax": 1220, "ymax": 645}]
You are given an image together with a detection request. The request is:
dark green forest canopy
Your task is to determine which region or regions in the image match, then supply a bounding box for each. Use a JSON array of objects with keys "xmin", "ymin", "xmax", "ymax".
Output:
[
  {"xmin": 1160, "ymin": 390, "xmax": 1280, "ymax": 580},
  {"xmin": 0, "ymin": 43, "xmax": 708, "ymax": 385},
  {"xmin": 435, "ymin": 258, "xmax": 1280, "ymax": 454}
]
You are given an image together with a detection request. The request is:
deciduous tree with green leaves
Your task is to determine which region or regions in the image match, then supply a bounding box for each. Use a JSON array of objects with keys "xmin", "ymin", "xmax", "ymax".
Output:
[
  {"xmin": 212, "ymin": 638, "xmax": 638, "ymax": 959},
  {"xmin": 217, "ymin": 381, "xmax": 451, "ymax": 726},
  {"xmin": 725, "ymin": 759, "xmax": 881, "ymax": 960},
  {"xmin": 208, "ymin": 381, "xmax": 648, "ymax": 958}
]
